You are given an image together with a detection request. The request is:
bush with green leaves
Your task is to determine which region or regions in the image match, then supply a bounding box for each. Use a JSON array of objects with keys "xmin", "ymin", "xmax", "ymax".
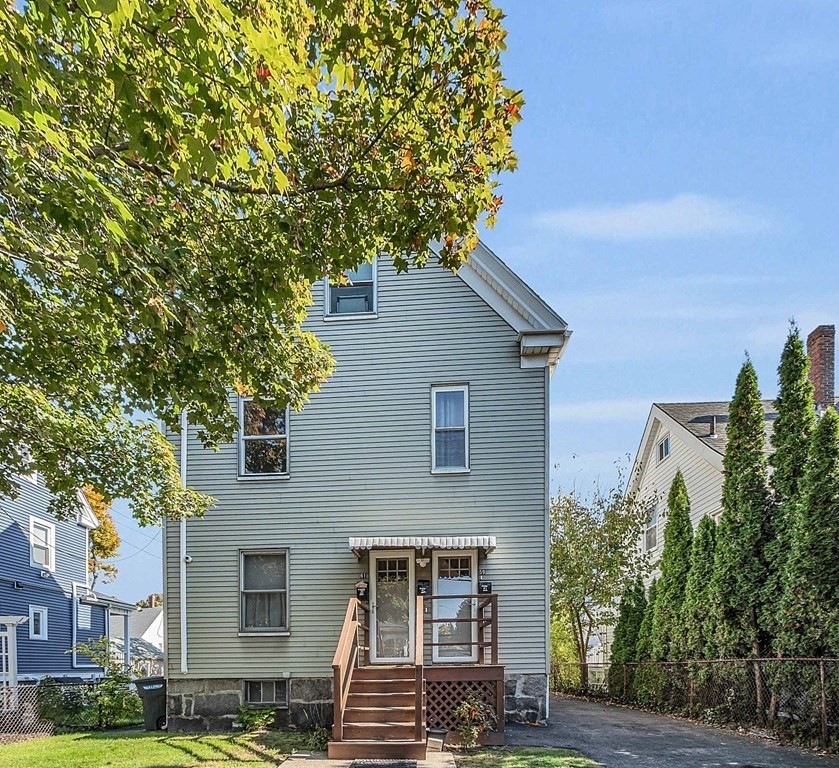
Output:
[
  {"xmin": 71, "ymin": 637, "xmax": 142, "ymax": 728},
  {"xmin": 36, "ymin": 677, "xmax": 93, "ymax": 726},
  {"xmin": 236, "ymin": 705, "xmax": 276, "ymax": 732}
]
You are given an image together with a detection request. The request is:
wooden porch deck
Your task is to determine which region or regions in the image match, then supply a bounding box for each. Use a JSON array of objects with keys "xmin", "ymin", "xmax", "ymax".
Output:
[{"xmin": 328, "ymin": 594, "xmax": 504, "ymax": 759}]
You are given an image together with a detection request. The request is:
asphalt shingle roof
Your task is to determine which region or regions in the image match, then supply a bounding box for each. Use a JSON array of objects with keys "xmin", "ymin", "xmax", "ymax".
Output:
[
  {"xmin": 655, "ymin": 400, "xmax": 778, "ymax": 457},
  {"xmin": 110, "ymin": 606, "xmax": 162, "ymax": 640}
]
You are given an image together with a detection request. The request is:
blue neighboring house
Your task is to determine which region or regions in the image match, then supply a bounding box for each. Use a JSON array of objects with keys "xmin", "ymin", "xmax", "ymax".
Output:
[{"xmin": 0, "ymin": 472, "xmax": 134, "ymax": 685}]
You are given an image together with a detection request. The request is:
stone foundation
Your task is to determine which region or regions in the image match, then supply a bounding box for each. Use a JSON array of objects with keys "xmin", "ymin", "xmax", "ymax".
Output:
[
  {"xmin": 167, "ymin": 672, "xmax": 545, "ymax": 731},
  {"xmin": 504, "ymin": 673, "xmax": 547, "ymax": 724},
  {"xmin": 167, "ymin": 677, "xmax": 333, "ymax": 732}
]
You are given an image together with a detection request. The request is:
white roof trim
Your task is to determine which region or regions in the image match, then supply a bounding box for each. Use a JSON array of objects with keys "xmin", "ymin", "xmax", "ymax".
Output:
[
  {"xmin": 76, "ymin": 489, "xmax": 99, "ymax": 530},
  {"xmin": 349, "ymin": 536, "xmax": 496, "ymax": 557},
  {"xmin": 433, "ymin": 240, "xmax": 572, "ymax": 375},
  {"xmin": 628, "ymin": 405, "xmax": 724, "ymax": 499}
]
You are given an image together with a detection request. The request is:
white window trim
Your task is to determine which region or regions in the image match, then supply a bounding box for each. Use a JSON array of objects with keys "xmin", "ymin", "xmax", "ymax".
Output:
[
  {"xmin": 644, "ymin": 503, "xmax": 659, "ymax": 552},
  {"xmin": 369, "ymin": 549, "xmax": 416, "ymax": 664},
  {"xmin": 29, "ymin": 605, "xmax": 48, "ymax": 641},
  {"xmin": 323, "ymin": 256, "xmax": 378, "ymax": 320},
  {"xmin": 239, "ymin": 548, "xmax": 290, "ymax": 635},
  {"xmin": 431, "ymin": 549, "xmax": 478, "ymax": 664},
  {"xmin": 431, "ymin": 384, "xmax": 470, "ymax": 474},
  {"xmin": 237, "ymin": 397, "xmax": 290, "ymax": 480},
  {"xmin": 657, "ymin": 434, "xmax": 671, "ymax": 464},
  {"xmin": 29, "ymin": 517, "xmax": 56, "ymax": 572}
]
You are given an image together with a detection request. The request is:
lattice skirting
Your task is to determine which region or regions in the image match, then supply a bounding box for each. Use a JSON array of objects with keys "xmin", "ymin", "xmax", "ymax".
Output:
[{"xmin": 426, "ymin": 677, "xmax": 497, "ymax": 733}]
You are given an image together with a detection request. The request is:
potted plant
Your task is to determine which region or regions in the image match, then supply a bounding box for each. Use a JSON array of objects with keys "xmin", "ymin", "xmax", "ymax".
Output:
[{"xmin": 452, "ymin": 690, "xmax": 497, "ymax": 752}]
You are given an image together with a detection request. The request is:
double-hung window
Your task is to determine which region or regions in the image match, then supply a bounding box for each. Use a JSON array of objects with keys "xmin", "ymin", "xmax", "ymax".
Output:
[
  {"xmin": 29, "ymin": 606, "xmax": 48, "ymax": 640},
  {"xmin": 431, "ymin": 384, "xmax": 469, "ymax": 473},
  {"xmin": 30, "ymin": 517, "xmax": 55, "ymax": 571},
  {"xmin": 657, "ymin": 435, "xmax": 670, "ymax": 463},
  {"xmin": 238, "ymin": 398, "xmax": 289, "ymax": 477},
  {"xmin": 240, "ymin": 550, "xmax": 289, "ymax": 633},
  {"xmin": 325, "ymin": 259, "xmax": 377, "ymax": 317},
  {"xmin": 645, "ymin": 503, "xmax": 659, "ymax": 551}
]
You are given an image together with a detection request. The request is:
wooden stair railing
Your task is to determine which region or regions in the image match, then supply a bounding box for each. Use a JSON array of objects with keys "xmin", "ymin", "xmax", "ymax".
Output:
[
  {"xmin": 414, "ymin": 594, "xmax": 425, "ymax": 742},
  {"xmin": 425, "ymin": 593, "xmax": 498, "ymax": 664},
  {"xmin": 332, "ymin": 598, "xmax": 361, "ymax": 742}
]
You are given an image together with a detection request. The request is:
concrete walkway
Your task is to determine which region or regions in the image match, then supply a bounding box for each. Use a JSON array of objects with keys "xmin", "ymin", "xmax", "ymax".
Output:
[
  {"xmin": 280, "ymin": 749, "xmax": 456, "ymax": 767},
  {"xmin": 506, "ymin": 695, "xmax": 839, "ymax": 768}
]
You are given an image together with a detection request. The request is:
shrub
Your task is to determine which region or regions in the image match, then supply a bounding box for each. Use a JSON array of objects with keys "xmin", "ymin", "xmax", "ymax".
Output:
[{"xmin": 452, "ymin": 690, "xmax": 497, "ymax": 752}]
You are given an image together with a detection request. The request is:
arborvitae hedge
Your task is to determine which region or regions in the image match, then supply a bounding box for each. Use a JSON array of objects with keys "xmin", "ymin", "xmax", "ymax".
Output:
[
  {"xmin": 712, "ymin": 359, "xmax": 773, "ymax": 658},
  {"xmin": 777, "ymin": 408, "xmax": 839, "ymax": 657},
  {"xmin": 679, "ymin": 515, "xmax": 718, "ymax": 660},
  {"xmin": 764, "ymin": 324, "xmax": 816, "ymax": 643},
  {"xmin": 635, "ymin": 579, "xmax": 657, "ymax": 661},
  {"xmin": 651, "ymin": 471, "xmax": 694, "ymax": 660},
  {"xmin": 611, "ymin": 577, "xmax": 647, "ymax": 663},
  {"xmin": 608, "ymin": 577, "xmax": 647, "ymax": 696}
]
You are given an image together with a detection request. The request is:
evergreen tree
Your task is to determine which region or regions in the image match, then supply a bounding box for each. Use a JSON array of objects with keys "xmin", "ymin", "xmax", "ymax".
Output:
[
  {"xmin": 651, "ymin": 471, "xmax": 694, "ymax": 660},
  {"xmin": 608, "ymin": 576, "xmax": 647, "ymax": 696},
  {"xmin": 611, "ymin": 577, "xmax": 647, "ymax": 664},
  {"xmin": 680, "ymin": 516, "xmax": 718, "ymax": 659},
  {"xmin": 712, "ymin": 359, "xmax": 773, "ymax": 659},
  {"xmin": 777, "ymin": 408, "xmax": 839, "ymax": 657},
  {"xmin": 764, "ymin": 324, "xmax": 816, "ymax": 644},
  {"xmin": 635, "ymin": 580, "xmax": 657, "ymax": 661}
]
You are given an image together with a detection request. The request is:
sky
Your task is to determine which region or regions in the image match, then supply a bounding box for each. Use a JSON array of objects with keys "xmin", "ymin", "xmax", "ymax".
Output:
[{"xmin": 104, "ymin": 0, "xmax": 839, "ymax": 604}]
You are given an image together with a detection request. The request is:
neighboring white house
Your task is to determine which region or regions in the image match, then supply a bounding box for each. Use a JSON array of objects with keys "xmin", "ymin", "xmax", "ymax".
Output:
[
  {"xmin": 162, "ymin": 242, "xmax": 571, "ymax": 756},
  {"xmin": 587, "ymin": 324, "xmax": 837, "ymax": 666},
  {"xmin": 111, "ymin": 606, "xmax": 164, "ymax": 678}
]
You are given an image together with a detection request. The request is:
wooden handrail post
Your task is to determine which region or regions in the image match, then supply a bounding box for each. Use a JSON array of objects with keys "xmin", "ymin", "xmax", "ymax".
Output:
[
  {"xmin": 415, "ymin": 595, "xmax": 425, "ymax": 742},
  {"xmin": 491, "ymin": 594, "xmax": 498, "ymax": 665}
]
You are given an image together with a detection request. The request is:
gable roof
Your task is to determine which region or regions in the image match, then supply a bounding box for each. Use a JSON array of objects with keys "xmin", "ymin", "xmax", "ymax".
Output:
[
  {"xmin": 111, "ymin": 605, "xmax": 161, "ymax": 639},
  {"xmin": 451, "ymin": 241, "xmax": 572, "ymax": 373},
  {"xmin": 629, "ymin": 399, "xmax": 778, "ymax": 496},
  {"xmin": 656, "ymin": 400, "xmax": 778, "ymax": 458}
]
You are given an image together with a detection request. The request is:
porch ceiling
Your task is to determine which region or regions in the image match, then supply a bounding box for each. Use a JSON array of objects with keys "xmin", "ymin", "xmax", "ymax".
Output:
[{"xmin": 348, "ymin": 535, "xmax": 496, "ymax": 558}]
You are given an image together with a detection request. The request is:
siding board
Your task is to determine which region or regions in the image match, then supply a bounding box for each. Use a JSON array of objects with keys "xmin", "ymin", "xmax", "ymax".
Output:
[{"xmin": 165, "ymin": 257, "xmax": 550, "ymax": 680}]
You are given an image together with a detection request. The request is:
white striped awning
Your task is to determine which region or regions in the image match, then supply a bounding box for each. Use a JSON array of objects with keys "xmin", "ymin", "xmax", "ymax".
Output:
[{"xmin": 349, "ymin": 536, "xmax": 496, "ymax": 558}]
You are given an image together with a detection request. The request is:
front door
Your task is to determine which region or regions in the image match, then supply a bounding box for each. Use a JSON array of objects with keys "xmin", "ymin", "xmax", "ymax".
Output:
[
  {"xmin": 370, "ymin": 550, "xmax": 415, "ymax": 664},
  {"xmin": 432, "ymin": 550, "xmax": 478, "ymax": 663}
]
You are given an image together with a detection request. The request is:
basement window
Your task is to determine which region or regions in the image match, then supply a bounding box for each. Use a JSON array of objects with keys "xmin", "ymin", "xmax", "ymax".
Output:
[{"xmin": 245, "ymin": 679, "xmax": 289, "ymax": 707}]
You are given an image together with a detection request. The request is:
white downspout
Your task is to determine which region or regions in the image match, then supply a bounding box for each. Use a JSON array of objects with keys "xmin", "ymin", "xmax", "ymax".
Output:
[
  {"xmin": 179, "ymin": 410, "xmax": 189, "ymax": 674},
  {"xmin": 544, "ymin": 365, "xmax": 551, "ymax": 720}
]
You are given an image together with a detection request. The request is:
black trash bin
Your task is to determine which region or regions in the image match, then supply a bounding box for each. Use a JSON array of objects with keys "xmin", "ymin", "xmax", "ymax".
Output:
[{"xmin": 134, "ymin": 676, "xmax": 167, "ymax": 730}]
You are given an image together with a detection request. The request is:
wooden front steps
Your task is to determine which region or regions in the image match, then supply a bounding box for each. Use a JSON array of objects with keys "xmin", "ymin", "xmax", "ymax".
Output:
[{"xmin": 328, "ymin": 665, "xmax": 426, "ymax": 760}]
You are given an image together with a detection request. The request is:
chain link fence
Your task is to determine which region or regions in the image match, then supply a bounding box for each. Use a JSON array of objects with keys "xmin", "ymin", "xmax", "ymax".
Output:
[
  {"xmin": 551, "ymin": 658, "xmax": 839, "ymax": 751},
  {"xmin": 0, "ymin": 679, "xmax": 143, "ymax": 744}
]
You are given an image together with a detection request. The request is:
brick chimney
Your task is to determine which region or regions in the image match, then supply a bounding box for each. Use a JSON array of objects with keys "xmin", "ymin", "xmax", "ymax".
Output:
[{"xmin": 807, "ymin": 325, "xmax": 835, "ymax": 412}]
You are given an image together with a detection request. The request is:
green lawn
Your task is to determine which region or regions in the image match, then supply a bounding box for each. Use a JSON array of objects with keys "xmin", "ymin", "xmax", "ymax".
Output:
[
  {"xmin": 455, "ymin": 747, "xmax": 600, "ymax": 768},
  {"xmin": 0, "ymin": 730, "xmax": 305, "ymax": 768}
]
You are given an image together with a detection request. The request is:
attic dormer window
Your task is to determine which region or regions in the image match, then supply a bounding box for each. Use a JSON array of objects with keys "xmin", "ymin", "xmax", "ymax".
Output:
[
  {"xmin": 325, "ymin": 258, "xmax": 377, "ymax": 317},
  {"xmin": 657, "ymin": 435, "xmax": 670, "ymax": 463}
]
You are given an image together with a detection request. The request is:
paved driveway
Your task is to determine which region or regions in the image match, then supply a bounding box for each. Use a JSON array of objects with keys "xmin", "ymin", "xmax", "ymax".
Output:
[{"xmin": 506, "ymin": 695, "xmax": 839, "ymax": 768}]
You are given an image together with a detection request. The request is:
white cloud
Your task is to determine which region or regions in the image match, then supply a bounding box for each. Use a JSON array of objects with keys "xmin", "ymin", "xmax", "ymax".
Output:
[{"xmin": 534, "ymin": 194, "xmax": 772, "ymax": 241}]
